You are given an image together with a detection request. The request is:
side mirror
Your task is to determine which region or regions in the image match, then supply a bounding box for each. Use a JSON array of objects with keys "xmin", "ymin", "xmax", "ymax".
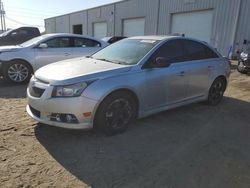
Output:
[
  {"xmin": 154, "ymin": 57, "xmax": 171, "ymax": 68},
  {"xmin": 38, "ymin": 43, "xmax": 48, "ymax": 49}
]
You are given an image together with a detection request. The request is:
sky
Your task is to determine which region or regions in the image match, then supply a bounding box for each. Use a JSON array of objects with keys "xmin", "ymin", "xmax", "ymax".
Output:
[{"xmin": 2, "ymin": 0, "xmax": 122, "ymax": 32}]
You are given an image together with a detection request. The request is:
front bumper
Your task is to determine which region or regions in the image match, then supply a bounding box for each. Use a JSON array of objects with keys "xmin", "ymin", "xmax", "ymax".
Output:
[
  {"xmin": 238, "ymin": 60, "xmax": 250, "ymax": 72},
  {"xmin": 26, "ymin": 82, "xmax": 99, "ymax": 130}
]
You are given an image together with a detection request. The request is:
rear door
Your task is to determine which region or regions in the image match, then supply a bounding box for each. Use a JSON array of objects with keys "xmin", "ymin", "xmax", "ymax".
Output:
[
  {"xmin": 182, "ymin": 40, "xmax": 219, "ymax": 99},
  {"xmin": 142, "ymin": 39, "xmax": 189, "ymax": 110},
  {"xmin": 34, "ymin": 37, "xmax": 73, "ymax": 69},
  {"xmin": 71, "ymin": 37, "xmax": 102, "ymax": 57}
]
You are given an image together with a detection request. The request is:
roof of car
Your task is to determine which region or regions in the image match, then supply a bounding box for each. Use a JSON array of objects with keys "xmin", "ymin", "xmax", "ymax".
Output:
[
  {"xmin": 129, "ymin": 35, "xmax": 179, "ymax": 41},
  {"xmin": 42, "ymin": 33, "xmax": 91, "ymax": 38}
]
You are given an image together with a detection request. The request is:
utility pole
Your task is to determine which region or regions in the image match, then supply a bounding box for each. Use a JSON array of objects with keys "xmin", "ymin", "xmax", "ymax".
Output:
[{"xmin": 0, "ymin": 0, "xmax": 6, "ymax": 32}]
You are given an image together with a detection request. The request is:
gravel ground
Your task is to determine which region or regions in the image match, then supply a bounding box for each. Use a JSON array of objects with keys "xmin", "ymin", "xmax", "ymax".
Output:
[{"xmin": 0, "ymin": 64, "xmax": 250, "ymax": 188}]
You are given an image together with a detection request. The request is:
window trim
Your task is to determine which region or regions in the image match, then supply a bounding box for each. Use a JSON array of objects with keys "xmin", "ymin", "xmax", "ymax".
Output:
[{"xmin": 42, "ymin": 37, "xmax": 72, "ymax": 48}]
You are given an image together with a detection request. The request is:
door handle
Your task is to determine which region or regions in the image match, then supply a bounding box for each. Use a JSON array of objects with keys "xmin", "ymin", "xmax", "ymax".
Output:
[
  {"xmin": 178, "ymin": 71, "xmax": 185, "ymax": 76},
  {"xmin": 64, "ymin": 53, "xmax": 71, "ymax": 56}
]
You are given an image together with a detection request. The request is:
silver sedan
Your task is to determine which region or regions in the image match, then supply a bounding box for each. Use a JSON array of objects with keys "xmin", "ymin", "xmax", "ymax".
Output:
[
  {"xmin": 0, "ymin": 33, "xmax": 108, "ymax": 83},
  {"xmin": 27, "ymin": 36, "xmax": 231, "ymax": 135}
]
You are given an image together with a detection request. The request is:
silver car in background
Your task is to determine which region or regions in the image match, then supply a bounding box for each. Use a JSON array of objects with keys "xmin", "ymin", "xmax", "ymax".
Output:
[
  {"xmin": 27, "ymin": 36, "xmax": 231, "ymax": 135},
  {"xmin": 0, "ymin": 33, "xmax": 108, "ymax": 83}
]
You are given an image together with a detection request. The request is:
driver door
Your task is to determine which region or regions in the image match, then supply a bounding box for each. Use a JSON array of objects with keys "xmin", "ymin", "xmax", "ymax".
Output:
[
  {"xmin": 34, "ymin": 37, "xmax": 73, "ymax": 70},
  {"xmin": 141, "ymin": 39, "xmax": 189, "ymax": 111}
]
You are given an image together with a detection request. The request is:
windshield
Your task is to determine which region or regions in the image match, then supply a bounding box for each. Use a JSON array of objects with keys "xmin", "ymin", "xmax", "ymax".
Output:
[
  {"xmin": 92, "ymin": 39, "xmax": 159, "ymax": 65},
  {"xmin": 20, "ymin": 35, "xmax": 47, "ymax": 47},
  {"xmin": 0, "ymin": 29, "xmax": 13, "ymax": 37}
]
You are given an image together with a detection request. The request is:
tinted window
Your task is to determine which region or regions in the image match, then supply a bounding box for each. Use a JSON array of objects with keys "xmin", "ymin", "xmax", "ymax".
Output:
[
  {"xmin": 183, "ymin": 40, "xmax": 218, "ymax": 61},
  {"xmin": 18, "ymin": 29, "xmax": 29, "ymax": 35},
  {"xmin": 149, "ymin": 39, "xmax": 185, "ymax": 64},
  {"xmin": 73, "ymin": 37, "xmax": 100, "ymax": 47},
  {"xmin": 45, "ymin": 37, "xmax": 70, "ymax": 48}
]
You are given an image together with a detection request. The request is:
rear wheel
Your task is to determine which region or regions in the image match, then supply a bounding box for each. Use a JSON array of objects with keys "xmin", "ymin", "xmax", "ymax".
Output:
[
  {"xmin": 95, "ymin": 92, "xmax": 137, "ymax": 136},
  {"xmin": 3, "ymin": 61, "xmax": 32, "ymax": 83},
  {"xmin": 207, "ymin": 77, "xmax": 226, "ymax": 106}
]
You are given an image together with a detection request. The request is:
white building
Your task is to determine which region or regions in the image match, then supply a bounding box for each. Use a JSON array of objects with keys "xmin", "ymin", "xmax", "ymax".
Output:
[{"xmin": 45, "ymin": 0, "xmax": 250, "ymax": 56}]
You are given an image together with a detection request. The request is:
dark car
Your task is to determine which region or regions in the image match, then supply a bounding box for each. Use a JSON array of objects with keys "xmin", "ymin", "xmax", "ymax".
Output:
[
  {"xmin": 0, "ymin": 27, "xmax": 40, "ymax": 46},
  {"xmin": 102, "ymin": 36, "xmax": 127, "ymax": 44},
  {"xmin": 237, "ymin": 40, "xmax": 250, "ymax": 74}
]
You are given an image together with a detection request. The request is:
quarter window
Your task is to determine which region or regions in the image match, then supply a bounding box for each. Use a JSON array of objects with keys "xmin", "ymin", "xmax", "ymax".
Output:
[{"xmin": 73, "ymin": 37, "xmax": 101, "ymax": 47}]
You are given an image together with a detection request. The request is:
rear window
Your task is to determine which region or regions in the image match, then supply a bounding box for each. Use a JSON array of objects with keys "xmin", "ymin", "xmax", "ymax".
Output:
[
  {"xmin": 183, "ymin": 40, "xmax": 218, "ymax": 61},
  {"xmin": 73, "ymin": 37, "xmax": 101, "ymax": 47}
]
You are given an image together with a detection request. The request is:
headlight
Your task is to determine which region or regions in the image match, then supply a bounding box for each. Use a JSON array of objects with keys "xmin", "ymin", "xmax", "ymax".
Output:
[
  {"xmin": 52, "ymin": 82, "xmax": 89, "ymax": 97},
  {"xmin": 240, "ymin": 52, "xmax": 248, "ymax": 59}
]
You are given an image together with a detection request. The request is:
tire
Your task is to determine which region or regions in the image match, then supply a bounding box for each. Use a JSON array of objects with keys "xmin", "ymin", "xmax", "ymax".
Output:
[
  {"xmin": 95, "ymin": 91, "xmax": 137, "ymax": 136},
  {"xmin": 207, "ymin": 77, "xmax": 226, "ymax": 106},
  {"xmin": 3, "ymin": 61, "xmax": 32, "ymax": 83}
]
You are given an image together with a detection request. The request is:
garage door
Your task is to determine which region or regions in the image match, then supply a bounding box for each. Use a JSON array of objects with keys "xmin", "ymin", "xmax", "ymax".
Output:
[
  {"xmin": 123, "ymin": 18, "xmax": 145, "ymax": 37},
  {"xmin": 171, "ymin": 10, "xmax": 213, "ymax": 43},
  {"xmin": 93, "ymin": 22, "xmax": 107, "ymax": 38}
]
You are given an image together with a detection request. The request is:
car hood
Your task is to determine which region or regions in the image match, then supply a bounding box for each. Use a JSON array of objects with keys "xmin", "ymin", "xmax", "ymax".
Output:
[
  {"xmin": 0, "ymin": 45, "xmax": 22, "ymax": 52},
  {"xmin": 35, "ymin": 57, "xmax": 132, "ymax": 85}
]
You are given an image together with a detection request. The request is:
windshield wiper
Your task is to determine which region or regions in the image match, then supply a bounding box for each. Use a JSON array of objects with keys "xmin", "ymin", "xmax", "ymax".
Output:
[
  {"xmin": 85, "ymin": 56, "xmax": 93, "ymax": 58},
  {"xmin": 95, "ymin": 58, "xmax": 114, "ymax": 63},
  {"xmin": 94, "ymin": 58, "xmax": 128, "ymax": 65}
]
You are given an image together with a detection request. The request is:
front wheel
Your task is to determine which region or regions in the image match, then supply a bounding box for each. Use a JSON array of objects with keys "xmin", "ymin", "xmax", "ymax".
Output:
[
  {"xmin": 3, "ymin": 61, "xmax": 32, "ymax": 83},
  {"xmin": 207, "ymin": 77, "xmax": 226, "ymax": 106},
  {"xmin": 95, "ymin": 92, "xmax": 137, "ymax": 136}
]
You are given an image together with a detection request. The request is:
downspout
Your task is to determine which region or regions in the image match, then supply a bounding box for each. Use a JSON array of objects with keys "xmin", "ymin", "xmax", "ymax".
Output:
[
  {"xmin": 229, "ymin": 0, "xmax": 242, "ymax": 58},
  {"xmin": 155, "ymin": 0, "xmax": 160, "ymax": 35}
]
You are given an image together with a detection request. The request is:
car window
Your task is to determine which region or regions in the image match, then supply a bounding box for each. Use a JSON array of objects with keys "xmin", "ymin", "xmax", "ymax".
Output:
[
  {"xmin": 73, "ymin": 37, "xmax": 101, "ymax": 47},
  {"xmin": 45, "ymin": 37, "xmax": 71, "ymax": 48},
  {"xmin": 18, "ymin": 30, "xmax": 28, "ymax": 35},
  {"xmin": 183, "ymin": 40, "xmax": 218, "ymax": 61},
  {"xmin": 149, "ymin": 39, "xmax": 185, "ymax": 64},
  {"xmin": 92, "ymin": 39, "xmax": 159, "ymax": 65}
]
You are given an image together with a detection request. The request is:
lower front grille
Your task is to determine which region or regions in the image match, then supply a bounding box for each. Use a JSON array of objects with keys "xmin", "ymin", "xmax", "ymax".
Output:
[
  {"xmin": 243, "ymin": 59, "xmax": 250, "ymax": 66},
  {"xmin": 29, "ymin": 106, "xmax": 41, "ymax": 118}
]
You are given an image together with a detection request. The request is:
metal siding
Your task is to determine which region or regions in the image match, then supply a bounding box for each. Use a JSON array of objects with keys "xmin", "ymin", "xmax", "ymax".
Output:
[
  {"xmin": 87, "ymin": 5, "xmax": 115, "ymax": 36},
  {"xmin": 55, "ymin": 15, "xmax": 70, "ymax": 33},
  {"xmin": 69, "ymin": 11, "xmax": 88, "ymax": 35},
  {"xmin": 115, "ymin": 0, "xmax": 159, "ymax": 36},
  {"xmin": 45, "ymin": 18, "xmax": 56, "ymax": 33},
  {"xmin": 158, "ymin": 0, "xmax": 240, "ymax": 55},
  {"xmin": 235, "ymin": 0, "xmax": 250, "ymax": 53}
]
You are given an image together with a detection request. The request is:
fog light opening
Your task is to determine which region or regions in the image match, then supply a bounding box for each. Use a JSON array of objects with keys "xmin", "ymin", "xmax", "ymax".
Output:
[{"xmin": 50, "ymin": 113, "xmax": 78, "ymax": 124}]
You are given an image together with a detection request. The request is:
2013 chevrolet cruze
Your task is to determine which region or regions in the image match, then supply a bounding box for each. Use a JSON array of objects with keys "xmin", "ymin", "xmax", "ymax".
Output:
[{"xmin": 27, "ymin": 36, "xmax": 230, "ymax": 135}]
